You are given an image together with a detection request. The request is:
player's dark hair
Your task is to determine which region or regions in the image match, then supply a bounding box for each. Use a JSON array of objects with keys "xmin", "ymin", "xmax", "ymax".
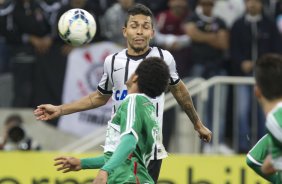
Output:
[
  {"xmin": 135, "ymin": 57, "xmax": 169, "ymax": 98},
  {"xmin": 124, "ymin": 3, "xmax": 154, "ymax": 27},
  {"xmin": 255, "ymin": 53, "xmax": 282, "ymax": 100}
]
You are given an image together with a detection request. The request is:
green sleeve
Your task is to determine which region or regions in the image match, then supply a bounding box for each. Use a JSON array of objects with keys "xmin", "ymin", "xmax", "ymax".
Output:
[
  {"xmin": 80, "ymin": 155, "xmax": 105, "ymax": 169},
  {"xmin": 101, "ymin": 133, "xmax": 137, "ymax": 173}
]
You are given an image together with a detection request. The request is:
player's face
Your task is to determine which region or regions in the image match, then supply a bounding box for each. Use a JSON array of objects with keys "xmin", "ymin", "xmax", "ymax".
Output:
[
  {"xmin": 245, "ymin": 0, "xmax": 262, "ymax": 16},
  {"xmin": 123, "ymin": 14, "xmax": 154, "ymax": 55}
]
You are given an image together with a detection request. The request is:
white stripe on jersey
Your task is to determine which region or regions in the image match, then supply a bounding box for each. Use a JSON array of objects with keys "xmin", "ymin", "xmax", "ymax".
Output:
[
  {"xmin": 266, "ymin": 114, "xmax": 282, "ymax": 143},
  {"xmin": 126, "ymin": 95, "xmax": 136, "ymax": 130}
]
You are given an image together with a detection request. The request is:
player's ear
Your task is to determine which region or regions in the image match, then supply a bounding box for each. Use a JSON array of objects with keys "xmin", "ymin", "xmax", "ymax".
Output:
[
  {"xmin": 254, "ymin": 85, "xmax": 262, "ymax": 99},
  {"xmin": 132, "ymin": 74, "xmax": 138, "ymax": 83},
  {"xmin": 151, "ymin": 28, "xmax": 155, "ymax": 39},
  {"xmin": 122, "ymin": 27, "xmax": 127, "ymax": 38}
]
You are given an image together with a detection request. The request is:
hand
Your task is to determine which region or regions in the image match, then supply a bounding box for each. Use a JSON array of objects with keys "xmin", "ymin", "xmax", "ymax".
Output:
[
  {"xmin": 34, "ymin": 104, "xmax": 62, "ymax": 121},
  {"xmin": 194, "ymin": 122, "xmax": 212, "ymax": 142},
  {"xmin": 54, "ymin": 156, "xmax": 81, "ymax": 173},
  {"xmin": 93, "ymin": 170, "xmax": 108, "ymax": 184},
  {"xmin": 241, "ymin": 60, "xmax": 253, "ymax": 74}
]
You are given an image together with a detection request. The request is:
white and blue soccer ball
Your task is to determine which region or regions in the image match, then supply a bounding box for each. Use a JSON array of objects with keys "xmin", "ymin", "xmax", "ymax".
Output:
[{"xmin": 58, "ymin": 8, "xmax": 96, "ymax": 46}]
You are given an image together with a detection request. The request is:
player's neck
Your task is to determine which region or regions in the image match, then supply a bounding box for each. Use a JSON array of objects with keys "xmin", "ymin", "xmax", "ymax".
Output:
[
  {"xmin": 263, "ymin": 98, "xmax": 282, "ymax": 115},
  {"xmin": 127, "ymin": 47, "xmax": 150, "ymax": 56},
  {"xmin": 128, "ymin": 85, "xmax": 139, "ymax": 95}
]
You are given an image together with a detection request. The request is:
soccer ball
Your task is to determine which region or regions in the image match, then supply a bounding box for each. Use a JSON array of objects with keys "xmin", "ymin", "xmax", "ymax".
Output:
[{"xmin": 58, "ymin": 8, "xmax": 96, "ymax": 46}]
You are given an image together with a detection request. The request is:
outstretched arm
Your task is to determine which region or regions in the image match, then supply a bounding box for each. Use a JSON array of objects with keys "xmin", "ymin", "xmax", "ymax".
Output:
[
  {"xmin": 54, "ymin": 155, "xmax": 105, "ymax": 173},
  {"xmin": 93, "ymin": 134, "xmax": 137, "ymax": 184},
  {"xmin": 34, "ymin": 90, "xmax": 111, "ymax": 121},
  {"xmin": 169, "ymin": 80, "xmax": 212, "ymax": 142}
]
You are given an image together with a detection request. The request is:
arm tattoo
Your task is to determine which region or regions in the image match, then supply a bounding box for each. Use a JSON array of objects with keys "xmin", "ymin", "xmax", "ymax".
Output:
[{"xmin": 170, "ymin": 81, "xmax": 199, "ymax": 124}]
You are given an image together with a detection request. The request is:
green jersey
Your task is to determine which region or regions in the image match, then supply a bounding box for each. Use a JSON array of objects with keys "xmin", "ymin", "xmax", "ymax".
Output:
[
  {"xmin": 266, "ymin": 103, "xmax": 282, "ymax": 183},
  {"xmin": 104, "ymin": 93, "xmax": 159, "ymax": 167}
]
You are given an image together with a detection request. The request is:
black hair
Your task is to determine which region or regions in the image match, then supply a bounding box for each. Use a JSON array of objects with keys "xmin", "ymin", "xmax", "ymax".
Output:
[
  {"xmin": 124, "ymin": 3, "xmax": 154, "ymax": 27},
  {"xmin": 135, "ymin": 57, "xmax": 170, "ymax": 98},
  {"xmin": 255, "ymin": 53, "xmax": 282, "ymax": 100}
]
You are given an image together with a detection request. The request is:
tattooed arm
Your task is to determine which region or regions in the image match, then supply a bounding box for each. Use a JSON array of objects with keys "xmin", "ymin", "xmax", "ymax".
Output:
[{"xmin": 169, "ymin": 80, "xmax": 212, "ymax": 142}]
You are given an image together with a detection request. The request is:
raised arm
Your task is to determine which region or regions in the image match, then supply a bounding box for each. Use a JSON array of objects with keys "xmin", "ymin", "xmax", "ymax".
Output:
[
  {"xmin": 34, "ymin": 90, "xmax": 111, "ymax": 121},
  {"xmin": 169, "ymin": 80, "xmax": 212, "ymax": 142}
]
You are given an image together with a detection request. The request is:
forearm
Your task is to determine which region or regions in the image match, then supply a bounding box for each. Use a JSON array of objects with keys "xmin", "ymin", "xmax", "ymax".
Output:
[
  {"xmin": 80, "ymin": 155, "xmax": 105, "ymax": 169},
  {"xmin": 206, "ymin": 31, "xmax": 229, "ymax": 50},
  {"xmin": 60, "ymin": 91, "xmax": 110, "ymax": 115},
  {"xmin": 185, "ymin": 24, "xmax": 228, "ymax": 50},
  {"xmin": 190, "ymin": 30, "xmax": 215, "ymax": 43},
  {"xmin": 170, "ymin": 80, "xmax": 201, "ymax": 128}
]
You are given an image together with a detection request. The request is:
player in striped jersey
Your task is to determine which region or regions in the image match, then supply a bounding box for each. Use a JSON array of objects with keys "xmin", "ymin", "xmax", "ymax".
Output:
[
  {"xmin": 247, "ymin": 54, "xmax": 282, "ymax": 183},
  {"xmin": 34, "ymin": 4, "xmax": 212, "ymax": 182},
  {"xmin": 55, "ymin": 57, "xmax": 170, "ymax": 184}
]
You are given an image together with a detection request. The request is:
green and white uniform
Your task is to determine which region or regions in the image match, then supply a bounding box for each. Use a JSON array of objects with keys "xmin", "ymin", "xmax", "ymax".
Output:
[
  {"xmin": 247, "ymin": 134, "xmax": 277, "ymax": 182},
  {"xmin": 104, "ymin": 93, "xmax": 159, "ymax": 183},
  {"xmin": 265, "ymin": 103, "xmax": 282, "ymax": 184}
]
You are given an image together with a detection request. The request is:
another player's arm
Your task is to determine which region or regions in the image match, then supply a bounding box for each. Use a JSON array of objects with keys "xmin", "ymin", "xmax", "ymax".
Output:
[
  {"xmin": 94, "ymin": 134, "xmax": 137, "ymax": 183},
  {"xmin": 34, "ymin": 90, "xmax": 111, "ymax": 121},
  {"xmin": 60, "ymin": 91, "xmax": 111, "ymax": 115},
  {"xmin": 54, "ymin": 155, "xmax": 105, "ymax": 173},
  {"xmin": 169, "ymin": 80, "xmax": 212, "ymax": 142}
]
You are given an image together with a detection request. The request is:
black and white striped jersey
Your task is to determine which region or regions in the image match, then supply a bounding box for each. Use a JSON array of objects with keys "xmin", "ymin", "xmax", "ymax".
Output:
[{"xmin": 98, "ymin": 46, "xmax": 180, "ymax": 159}]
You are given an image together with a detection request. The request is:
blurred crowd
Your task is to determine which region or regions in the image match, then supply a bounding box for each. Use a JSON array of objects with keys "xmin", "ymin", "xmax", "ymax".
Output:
[{"xmin": 1, "ymin": 0, "xmax": 282, "ymax": 153}]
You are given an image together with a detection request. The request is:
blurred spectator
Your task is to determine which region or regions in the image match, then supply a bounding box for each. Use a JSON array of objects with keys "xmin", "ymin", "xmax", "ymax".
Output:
[
  {"xmin": 0, "ymin": 0, "xmax": 13, "ymax": 74},
  {"xmin": 155, "ymin": 0, "xmax": 191, "ymax": 78},
  {"xmin": 38, "ymin": 0, "xmax": 66, "ymax": 36},
  {"xmin": 213, "ymin": 0, "xmax": 245, "ymax": 28},
  {"xmin": 97, "ymin": 0, "xmax": 116, "ymax": 15},
  {"xmin": 100, "ymin": 0, "xmax": 135, "ymax": 46},
  {"xmin": 136, "ymin": 0, "xmax": 169, "ymax": 15},
  {"xmin": 230, "ymin": 0, "xmax": 282, "ymax": 153},
  {"xmin": 263, "ymin": 0, "xmax": 279, "ymax": 19},
  {"xmin": 184, "ymin": 0, "xmax": 231, "ymax": 153},
  {"xmin": 5, "ymin": 0, "xmax": 53, "ymax": 107},
  {"xmin": 184, "ymin": 0, "xmax": 229, "ymax": 78},
  {"xmin": 0, "ymin": 114, "xmax": 41, "ymax": 151}
]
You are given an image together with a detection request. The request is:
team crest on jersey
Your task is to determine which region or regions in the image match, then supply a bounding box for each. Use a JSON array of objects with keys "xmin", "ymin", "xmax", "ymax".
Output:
[{"xmin": 86, "ymin": 64, "xmax": 104, "ymax": 90}]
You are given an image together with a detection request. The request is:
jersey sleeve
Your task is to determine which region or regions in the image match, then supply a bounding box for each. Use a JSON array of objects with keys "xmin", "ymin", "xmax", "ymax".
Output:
[
  {"xmin": 97, "ymin": 55, "xmax": 114, "ymax": 95},
  {"xmin": 119, "ymin": 95, "xmax": 143, "ymax": 141},
  {"xmin": 163, "ymin": 49, "xmax": 180, "ymax": 85},
  {"xmin": 266, "ymin": 109, "xmax": 282, "ymax": 144},
  {"xmin": 266, "ymin": 109, "xmax": 282, "ymax": 170}
]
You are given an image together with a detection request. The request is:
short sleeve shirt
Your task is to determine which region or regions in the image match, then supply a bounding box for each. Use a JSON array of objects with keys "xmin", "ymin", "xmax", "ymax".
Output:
[{"xmin": 104, "ymin": 94, "xmax": 160, "ymax": 166}]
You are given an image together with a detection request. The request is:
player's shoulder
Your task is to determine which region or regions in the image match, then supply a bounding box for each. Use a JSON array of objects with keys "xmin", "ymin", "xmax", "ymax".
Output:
[
  {"xmin": 151, "ymin": 47, "xmax": 173, "ymax": 57},
  {"xmin": 266, "ymin": 103, "xmax": 282, "ymax": 142},
  {"xmin": 125, "ymin": 94, "xmax": 150, "ymax": 104},
  {"xmin": 150, "ymin": 47, "xmax": 174, "ymax": 62},
  {"xmin": 104, "ymin": 49, "xmax": 127, "ymax": 63}
]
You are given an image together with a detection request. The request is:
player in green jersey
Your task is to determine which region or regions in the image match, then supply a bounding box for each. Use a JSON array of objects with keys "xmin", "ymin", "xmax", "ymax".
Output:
[
  {"xmin": 54, "ymin": 56, "xmax": 170, "ymax": 184},
  {"xmin": 247, "ymin": 54, "xmax": 282, "ymax": 184}
]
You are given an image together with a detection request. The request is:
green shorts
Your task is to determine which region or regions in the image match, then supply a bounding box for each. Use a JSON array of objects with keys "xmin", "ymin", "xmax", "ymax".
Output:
[{"xmin": 107, "ymin": 157, "xmax": 154, "ymax": 184}]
